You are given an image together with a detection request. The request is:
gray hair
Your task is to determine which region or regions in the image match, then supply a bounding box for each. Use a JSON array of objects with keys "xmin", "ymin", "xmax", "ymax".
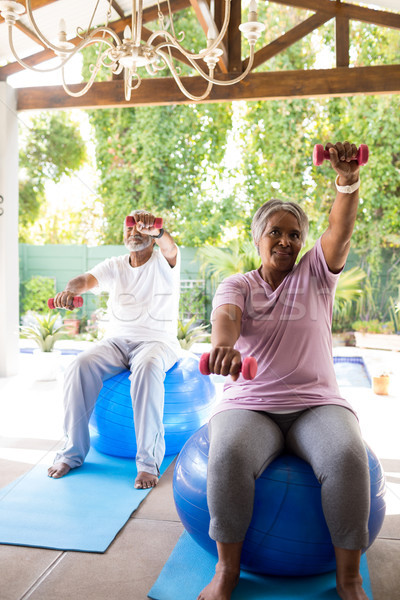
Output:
[{"xmin": 251, "ymin": 199, "xmax": 309, "ymax": 246}]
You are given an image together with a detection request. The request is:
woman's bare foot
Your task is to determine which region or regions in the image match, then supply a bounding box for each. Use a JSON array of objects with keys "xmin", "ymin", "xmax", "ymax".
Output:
[
  {"xmin": 134, "ymin": 471, "xmax": 158, "ymax": 489},
  {"xmin": 336, "ymin": 580, "xmax": 369, "ymax": 600},
  {"xmin": 48, "ymin": 462, "xmax": 71, "ymax": 478},
  {"xmin": 197, "ymin": 566, "xmax": 239, "ymax": 600}
]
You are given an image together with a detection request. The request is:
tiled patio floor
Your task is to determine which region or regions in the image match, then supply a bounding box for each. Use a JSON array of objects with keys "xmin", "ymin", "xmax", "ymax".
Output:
[{"xmin": 0, "ymin": 344, "xmax": 399, "ymax": 600}]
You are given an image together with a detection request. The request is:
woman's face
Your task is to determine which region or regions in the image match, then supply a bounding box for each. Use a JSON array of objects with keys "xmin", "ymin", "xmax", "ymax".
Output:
[{"xmin": 257, "ymin": 210, "xmax": 302, "ymax": 273}]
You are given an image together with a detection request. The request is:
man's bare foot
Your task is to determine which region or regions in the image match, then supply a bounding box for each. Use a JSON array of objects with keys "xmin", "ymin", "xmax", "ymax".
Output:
[
  {"xmin": 336, "ymin": 580, "xmax": 369, "ymax": 600},
  {"xmin": 48, "ymin": 462, "xmax": 71, "ymax": 478},
  {"xmin": 134, "ymin": 471, "xmax": 158, "ymax": 489},
  {"xmin": 197, "ymin": 566, "xmax": 239, "ymax": 600}
]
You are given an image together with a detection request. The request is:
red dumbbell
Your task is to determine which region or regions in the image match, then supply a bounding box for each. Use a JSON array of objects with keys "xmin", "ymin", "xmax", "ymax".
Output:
[
  {"xmin": 313, "ymin": 144, "xmax": 369, "ymax": 166},
  {"xmin": 125, "ymin": 216, "xmax": 163, "ymax": 229},
  {"xmin": 47, "ymin": 296, "xmax": 83, "ymax": 310},
  {"xmin": 199, "ymin": 352, "xmax": 257, "ymax": 380}
]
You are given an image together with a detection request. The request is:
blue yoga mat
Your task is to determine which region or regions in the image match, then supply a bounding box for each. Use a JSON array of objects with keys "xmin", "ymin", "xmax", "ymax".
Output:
[
  {"xmin": 148, "ymin": 532, "xmax": 373, "ymax": 600},
  {"xmin": 0, "ymin": 448, "xmax": 175, "ymax": 553}
]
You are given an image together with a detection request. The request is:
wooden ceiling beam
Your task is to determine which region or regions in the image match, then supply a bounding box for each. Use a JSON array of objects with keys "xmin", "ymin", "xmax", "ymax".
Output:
[
  {"xmin": 16, "ymin": 64, "xmax": 400, "ymax": 110},
  {"xmin": 269, "ymin": 0, "xmax": 400, "ymax": 30},
  {"xmin": 243, "ymin": 11, "xmax": 332, "ymax": 71}
]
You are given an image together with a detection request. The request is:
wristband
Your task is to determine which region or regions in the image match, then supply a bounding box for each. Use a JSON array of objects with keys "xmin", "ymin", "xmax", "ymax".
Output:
[
  {"xmin": 151, "ymin": 228, "xmax": 165, "ymax": 239},
  {"xmin": 335, "ymin": 175, "xmax": 360, "ymax": 194}
]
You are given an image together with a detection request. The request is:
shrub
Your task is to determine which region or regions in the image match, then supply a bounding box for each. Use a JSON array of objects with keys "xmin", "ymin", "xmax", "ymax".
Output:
[{"xmin": 21, "ymin": 276, "xmax": 56, "ymax": 316}]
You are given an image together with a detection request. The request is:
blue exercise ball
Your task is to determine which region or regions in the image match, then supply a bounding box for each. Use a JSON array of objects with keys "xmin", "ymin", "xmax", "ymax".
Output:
[
  {"xmin": 89, "ymin": 354, "xmax": 217, "ymax": 458},
  {"xmin": 173, "ymin": 424, "xmax": 386, "ymax": 576}
]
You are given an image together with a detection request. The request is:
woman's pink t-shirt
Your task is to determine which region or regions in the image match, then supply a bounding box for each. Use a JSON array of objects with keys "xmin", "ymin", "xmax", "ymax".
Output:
[{"xmin": 211, "ymin": 237, "xmax": 354, "ymax": 415}]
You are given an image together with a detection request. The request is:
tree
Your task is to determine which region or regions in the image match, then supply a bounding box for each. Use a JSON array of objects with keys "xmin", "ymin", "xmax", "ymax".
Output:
[{"xmin": 19, "ymin": 111, "xmax": 87, "ymax": 241}]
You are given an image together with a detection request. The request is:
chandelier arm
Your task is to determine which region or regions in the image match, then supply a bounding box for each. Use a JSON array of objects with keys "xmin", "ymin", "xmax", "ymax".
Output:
[
  {"xmin": 6, "ymin": 26, "xmax": 71, "ymax": 73},
  {"xmin": 154, "ymin": 43, "xmax": 256, "ymax": 87},
  {"xmin": 146, "ymin": 0, "xmax": 231, "ymax": 61},
  {"xmin": 160, "ymin": 52, "xmax": 215, "ymax": 101},
  {"xmin": 60, "ymin": 55, "xmax": 105, "ymax": 98},
  {"xmin": 24, "ymin": 1, "xmax": 121, "ymax": 55}
]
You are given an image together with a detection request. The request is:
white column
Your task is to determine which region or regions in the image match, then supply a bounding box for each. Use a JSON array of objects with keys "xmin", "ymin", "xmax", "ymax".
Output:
[{"xmin": 0, "ymin": 83, "xmax": 19, "ymax": 376}]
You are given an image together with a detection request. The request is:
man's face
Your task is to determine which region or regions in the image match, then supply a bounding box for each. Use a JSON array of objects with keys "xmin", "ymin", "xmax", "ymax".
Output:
[{"xmin": 123, "ymin": 223, "xmax": 153, "ymax": 253}]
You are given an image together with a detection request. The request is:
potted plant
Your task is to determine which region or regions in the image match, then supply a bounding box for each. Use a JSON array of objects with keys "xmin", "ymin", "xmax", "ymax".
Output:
[
  {"xmin": 20, "ymin": 312, "xmax": 66, "ymax": 380},
  {"xmin": 177, "ymin": 317, "xmax": 210, "ymax": 351},
  {"xmin": 372, "ymin": 372, "xmax": 390, "ymax": 396},
  {"xmin": 63, "ymin": 309, "xmax": 81, "ymax": 336}
]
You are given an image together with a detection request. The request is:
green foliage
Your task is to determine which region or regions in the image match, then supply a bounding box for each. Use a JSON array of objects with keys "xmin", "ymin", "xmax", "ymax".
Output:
[
  {"xmin": 20, "ymin": 276, "xmax": 56, "ymax": 315},
  {"xmin": 351, "ymin": 320, "xmax": 395, "ymax": 335},
  {"xmin": 177, "ymin": 317, "xmax": 209, "ymax": 350},
  {"xmin": 332, "ymin": 267, "xmax": 367, "ymax": 331},
  {"xmin": 197, "ymin": 238, "xmax": 261, "ymax": 285},
  {"xmin": 180, "ymin": 282, "xmax": 207, "ymax": 323},
  {"xmin": 87, "ymin": 102, "xmax": 233, "ymax": 245},
  {"xmin": 20, "ymin": 312, "xmax": 66, "ymax": 352},
  {"xmin": 19, "ymin": 112, "xmax": 87, "ymax": 240}
]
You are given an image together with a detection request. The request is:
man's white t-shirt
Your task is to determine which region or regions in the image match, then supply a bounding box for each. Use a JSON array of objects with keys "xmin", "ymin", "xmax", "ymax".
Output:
[{"xmin": 89, "ymin": 248, "xmax": 181, "ymax": 353}]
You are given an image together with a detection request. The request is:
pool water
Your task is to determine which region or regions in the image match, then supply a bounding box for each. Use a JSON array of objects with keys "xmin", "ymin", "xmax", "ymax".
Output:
[{"xmin": 334, "ymin": 357, "xmax": 371, "ymax": 388}]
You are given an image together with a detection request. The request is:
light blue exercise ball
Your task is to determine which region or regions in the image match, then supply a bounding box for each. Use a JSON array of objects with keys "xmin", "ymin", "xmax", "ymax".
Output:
[
  {"xmin": 173, "ymin": 424, "xmax": 386, "ymax": 576},
  {"xmin": 89, "ymin": 354, "xmax": 216, "ymax": 458}
]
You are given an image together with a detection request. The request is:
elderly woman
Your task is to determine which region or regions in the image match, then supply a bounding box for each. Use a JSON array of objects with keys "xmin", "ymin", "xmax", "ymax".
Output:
[{"xmin": 199, "ymin": 142, "xmax": 370, "ymax": 600}]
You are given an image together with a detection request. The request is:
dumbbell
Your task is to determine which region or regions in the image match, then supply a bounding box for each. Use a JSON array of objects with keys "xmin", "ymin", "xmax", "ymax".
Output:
[
  {"xmin": 125, "ymin": 216, "xmax": 163, "ymax": 229},
  {"xmin": 47, "ymin": 296, "xmax": 83, "ymax": 310},
  {"xmin": 199, "ymin": 353, "xmax": 257, "ymax": 380},
  {"xmin": 313, "ymin": 144, "xmax": 369, "ymax": 166}
]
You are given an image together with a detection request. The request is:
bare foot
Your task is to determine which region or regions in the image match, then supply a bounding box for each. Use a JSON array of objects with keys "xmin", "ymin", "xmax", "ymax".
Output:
[
  {"xmin": 48, "ymin": 462, "xmax": 71, "ymax": 478},
  {"xmin": 337, "ymin": 578, "xmax": 369, "ymax": 599},
  {"xmin": 197, "ymin": 566, "xmax": 239, "ymax": 600},
  {"xmin": 134, "ymin": 471, "xmax": 158, "ymax": 489}
]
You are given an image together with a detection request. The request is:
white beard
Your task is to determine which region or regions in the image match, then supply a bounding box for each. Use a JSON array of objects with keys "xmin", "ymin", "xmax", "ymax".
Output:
[{"xmin": 124, "ymin": 235, "xmax": 152, "ymax": 252}]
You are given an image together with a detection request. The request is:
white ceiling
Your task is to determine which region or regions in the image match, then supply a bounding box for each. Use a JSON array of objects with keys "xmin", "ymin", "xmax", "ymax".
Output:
[
  {"xmin": 0, "ymin": 0, "xmax": 159, "ymax": 63},
  {"xmin": 0, "ymin": 0, "xmax": 399, "ymax": 66}
]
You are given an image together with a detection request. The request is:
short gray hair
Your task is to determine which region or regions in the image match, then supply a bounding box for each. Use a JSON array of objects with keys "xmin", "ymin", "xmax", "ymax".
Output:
[{"xmin": 251, "ymin": 199, "xmax": 309, "ymax": 246}]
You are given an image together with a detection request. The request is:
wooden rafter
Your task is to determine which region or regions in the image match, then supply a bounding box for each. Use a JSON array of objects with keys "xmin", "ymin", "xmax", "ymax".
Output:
[
  {"xmin": 16, "ymin": 64, "xmax": 400, "ymax": 110},
  {"xmin": 110, "ymin": 1, "xmax": 125, "ymax": 19},
  {"xmin": 270, "ymin": 0, "xmax": 400, "ymax": 30},
  {"xmin": 0, "ymin": 0, "xmax": 399, "ymax": 107},
  {"xmin": 243, "ymin": 11, "xmax": 333, "ymax": 71}
]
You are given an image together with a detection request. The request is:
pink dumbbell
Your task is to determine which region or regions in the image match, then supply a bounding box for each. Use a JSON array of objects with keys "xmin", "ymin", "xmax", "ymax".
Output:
[
  {"xmin": 199, "ymin": 353, "xmax": 257, "ymax": 380},
  {"xmin": 125, "ymin": 216, "xmax": 163, "ymax": 229},
  {"xmin": 48, "ymin": 296, "xmax": 83, "ymax": 310},
  {"xmin": 313, "ymin": 144, "xmax": 369, "ymax": 166}
]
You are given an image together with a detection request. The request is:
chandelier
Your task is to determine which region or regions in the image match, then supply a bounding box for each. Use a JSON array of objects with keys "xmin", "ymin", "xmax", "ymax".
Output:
[{"xmin": 0, "ymin": 0, "xmax": 265, "ymax": 101}]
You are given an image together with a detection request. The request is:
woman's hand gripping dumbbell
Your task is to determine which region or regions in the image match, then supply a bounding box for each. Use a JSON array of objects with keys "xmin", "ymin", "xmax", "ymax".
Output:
[
  {"xmin": 199, "ymin": 352, "xmax": 257, "ymax": 381},
  {"xmin": 313, "ymin": 143, "xmax": 369, "ymax": 166},
  {"xmin": 48, "ymin": 296, "xmax": 83, "ymax": 310}
]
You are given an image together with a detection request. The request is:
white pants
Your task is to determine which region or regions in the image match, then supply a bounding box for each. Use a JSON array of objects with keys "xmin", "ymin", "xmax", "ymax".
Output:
[{"xmin": 54, "ymin": 338, "xmax": 179, "ymax": 475}]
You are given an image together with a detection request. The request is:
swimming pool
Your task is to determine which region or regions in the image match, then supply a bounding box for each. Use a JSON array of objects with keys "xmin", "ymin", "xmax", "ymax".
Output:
[{"xmin": 334, "ymin": 356, "xmax": 371, "ymax": 388}]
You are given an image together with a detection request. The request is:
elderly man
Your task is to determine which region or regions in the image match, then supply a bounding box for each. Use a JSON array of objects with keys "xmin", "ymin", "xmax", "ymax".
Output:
[{"xmin": 48, "ymin": 211, "xmax": 181, "ymax": 489}]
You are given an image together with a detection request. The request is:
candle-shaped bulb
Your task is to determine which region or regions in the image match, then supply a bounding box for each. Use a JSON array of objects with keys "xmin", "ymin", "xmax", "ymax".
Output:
[
  {"xmin": 248, "ymin": 0, "xmax": 257, "ymax": 21},
  {"xmin": 59, "ymin": 18, "xmax": 66, "ymax": 33},
  {"xmin": 124, "ymin": 25, "xmax": 132, "ymax": 40}
]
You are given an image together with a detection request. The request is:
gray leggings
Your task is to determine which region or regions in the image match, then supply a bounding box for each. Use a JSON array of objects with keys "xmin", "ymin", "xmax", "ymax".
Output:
[{"xmin": 208, "ymin": 406, "xmax": 370, "ymax": 550}]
